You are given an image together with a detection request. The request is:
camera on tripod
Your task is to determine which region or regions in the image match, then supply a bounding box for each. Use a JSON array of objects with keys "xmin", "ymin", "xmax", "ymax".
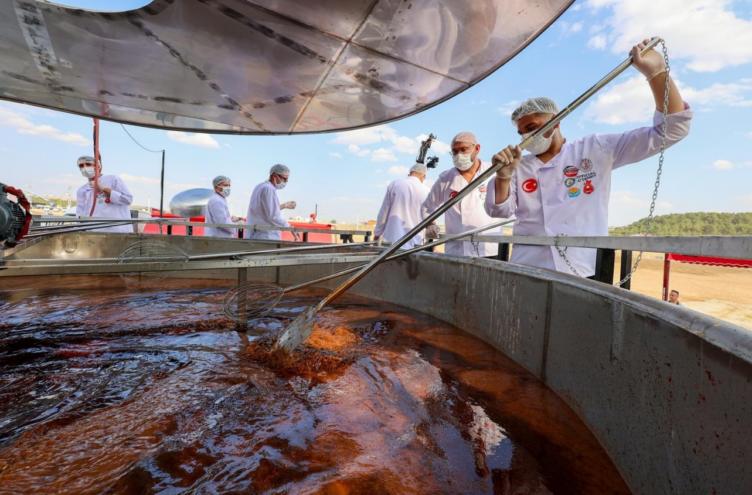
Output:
[{"xmin": 416, "ymin": 133, "xmax": 439, "ymax": 169}]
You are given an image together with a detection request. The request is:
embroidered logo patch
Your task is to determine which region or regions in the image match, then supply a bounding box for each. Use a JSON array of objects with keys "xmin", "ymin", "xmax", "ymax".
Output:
[
  {"xmin": 449, "ymin": 190, "xmax": 458, "ymax": 199},
  {"xmin": 522, "ymin": 178, "xmax": 538, "ymax": 193},
  {"xmin": 563, "ymin": 166, "xmax": 579, "ymax": 178},
  {"xmin": 580, "ymin": 158, "xmax": 593, "ymax": 172},
  {"xmin": 568, "ymin": 187, "xmax": 581, "ymax": 198},
  {"xmin": 563, "ymin": 178, "xmax": 575, "ymax": 187},
  {"xmin": 583, "ymin": 180, "xmax": 594, "ymax": 195}
]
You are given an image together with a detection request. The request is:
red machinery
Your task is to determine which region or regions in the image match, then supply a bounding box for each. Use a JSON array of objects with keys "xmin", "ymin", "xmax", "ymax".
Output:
[
  {"xmin": 0, "ymin": 183, "xmax": 32, "ymax": 247},
  {"xmin": 143, "ymin": 209, "xmax": 334, "ymax": 243}
]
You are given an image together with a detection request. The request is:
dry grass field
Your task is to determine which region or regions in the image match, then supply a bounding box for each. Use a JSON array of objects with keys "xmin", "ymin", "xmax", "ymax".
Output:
[{"xmin": 613, "ymin": 252, "xmax": 751, "ymax": 330}]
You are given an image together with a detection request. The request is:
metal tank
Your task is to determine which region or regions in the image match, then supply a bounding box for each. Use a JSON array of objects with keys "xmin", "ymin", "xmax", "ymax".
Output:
[
  {"xmin": 169, "ymin": 188, "xmax": 214, "ymax": 218},
  {"xmin": 1, "ymin": 232, "xmax": 750, "ymax": 494}
]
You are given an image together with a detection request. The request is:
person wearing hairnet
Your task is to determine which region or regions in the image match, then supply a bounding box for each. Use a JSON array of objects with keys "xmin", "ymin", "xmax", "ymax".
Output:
[
  {"xmin": 485, "ymin": 39, "xmax": 692, "ymax": 277},
  {"xmin": 204, "ymin": 175, "xmax": 238, "ymax": 238},
  {"xmin": 374, "ymin": 162, "xmax": 430, "ymax": 249},
  {"xmin": 422, "ymin": 132, "xmax": 500, "ymax": 257},
  {"xmin": 245, "ymin": 164, "xmax": 299, "ymax": 241},
  {"xmin": 75, "ymin": 155, "xmax": 134, "ymax": 233}
]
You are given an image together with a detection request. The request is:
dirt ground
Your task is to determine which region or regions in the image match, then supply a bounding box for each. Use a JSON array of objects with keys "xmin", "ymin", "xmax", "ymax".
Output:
[{"xmin": 613, "ymin": 252, "xmax": 752, "ymax": 330}]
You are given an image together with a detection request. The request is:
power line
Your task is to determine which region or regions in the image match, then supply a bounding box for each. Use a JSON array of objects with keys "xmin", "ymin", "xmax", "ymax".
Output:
[
  {"xmin": 119, "ymin": 124, "xmax": 163, "ymax": 153},
  {"xmin": 119, "ymin": 124, "xmax": 167, "ymax": 216}
]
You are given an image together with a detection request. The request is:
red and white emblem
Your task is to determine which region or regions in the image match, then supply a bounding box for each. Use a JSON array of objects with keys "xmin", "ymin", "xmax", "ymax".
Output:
[
  {"xmin": 521, "ymin": 178, "xmax": 538, "ymax": 193},
  {"xmin": 449, "ymin": 190, "xmax": 458, "ymax": 199},
  {"xmin": 583, "ymin": 180, "xmax": 594, "ymax": 195},
  {"xmin": 563, "ymin": 166, "xmax": 579, "ymax": 178}
]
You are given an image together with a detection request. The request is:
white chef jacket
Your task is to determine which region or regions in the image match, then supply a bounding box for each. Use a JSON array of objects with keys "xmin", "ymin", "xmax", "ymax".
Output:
[
  {"xmin": 422, "ymin": 161, "xmax": 499, "ymax": 257},
  {"xmin": 244, "ymin": 181, "xmax": 289, "ymax": 240},
  {"xmin": 485, "ymin": 107, "xmax": 693, "ymax": 277},
  {"xmin": 374, "ymin": 175, "xmax": 429, "ymax": 249},
  {"xmin": 75, "ymin": 174, "xmax": 133, "ymax": 233},
  {"xmin": 204, "ymin": 192, "xmax": 236, "ymax": 238}
]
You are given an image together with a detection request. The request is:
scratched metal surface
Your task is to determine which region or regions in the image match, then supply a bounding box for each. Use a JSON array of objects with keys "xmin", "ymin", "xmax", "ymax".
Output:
[{"xmin": 0, "ymin": 0, "xmax": 572, "ymax": 134}]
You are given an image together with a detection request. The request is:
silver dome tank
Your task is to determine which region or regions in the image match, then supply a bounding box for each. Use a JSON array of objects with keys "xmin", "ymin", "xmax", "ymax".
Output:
[{"xmin": 169, "ymin": 188, "xmax": 214, "ymax": 218}]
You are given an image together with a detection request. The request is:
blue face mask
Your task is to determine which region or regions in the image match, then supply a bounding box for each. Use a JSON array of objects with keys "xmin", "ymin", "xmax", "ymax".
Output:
[{"xmin": 220, "ymin": 187, "xmax": 231, "ymax": 197}]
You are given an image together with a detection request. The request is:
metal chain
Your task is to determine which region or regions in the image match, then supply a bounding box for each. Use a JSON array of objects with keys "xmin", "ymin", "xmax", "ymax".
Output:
[{"xmin": 555, "ymin": 41, "xmax": 672, "ymax": 285}]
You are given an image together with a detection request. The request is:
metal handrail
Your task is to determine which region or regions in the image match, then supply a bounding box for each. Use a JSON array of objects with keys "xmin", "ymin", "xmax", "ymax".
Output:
[
  {"xmin": 456, "ymin": 234, "xmax": 752, "ymax": 260},
  {"xmin": 32, "ymin": 216, "xmax": 373, "ymax": 236}
]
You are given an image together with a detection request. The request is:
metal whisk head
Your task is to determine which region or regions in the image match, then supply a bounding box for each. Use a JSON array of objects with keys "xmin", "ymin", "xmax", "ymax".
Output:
[
  {"xmin": 222, "ymin": 283, "xmax": 284, "ymax": 322},
  {"xmin": 117, "ymin": 239, "xmax": 190, "ymax": 264}
]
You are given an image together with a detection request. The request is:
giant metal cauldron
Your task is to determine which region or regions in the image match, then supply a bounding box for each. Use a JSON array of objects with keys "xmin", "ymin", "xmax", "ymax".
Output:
[{"xmin": 2, "ymin": 232, "xmax": 750, "ymax": 494}]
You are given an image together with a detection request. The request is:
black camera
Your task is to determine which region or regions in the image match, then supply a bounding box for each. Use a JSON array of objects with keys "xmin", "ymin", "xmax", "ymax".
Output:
[{"xmin": 416, "ymin": 133, "xmax": 439, "ymax": 169}]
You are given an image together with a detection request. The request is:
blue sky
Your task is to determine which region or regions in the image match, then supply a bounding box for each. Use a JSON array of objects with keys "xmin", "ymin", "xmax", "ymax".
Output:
[{"xmin": 1, "ymin": 0, "xmax": 751, "ymax": 226}]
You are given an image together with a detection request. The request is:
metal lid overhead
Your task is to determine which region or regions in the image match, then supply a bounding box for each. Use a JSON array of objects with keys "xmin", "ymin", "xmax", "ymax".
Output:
[{"xmin": 0, "ymin": 0, "xmax": 572, "ymax": 134}]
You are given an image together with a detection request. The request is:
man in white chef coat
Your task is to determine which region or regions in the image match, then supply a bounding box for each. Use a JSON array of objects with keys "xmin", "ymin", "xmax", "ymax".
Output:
[
  {"xmin": 422, "ymin": 132, "xmax": 499, "ymax": 257},
  {"xmin": 485, "ymin": 39, "xmax": 692, "ymax": 277},
  {"xmin": 374, "ymin": 162, "xmax": 429, "ymax": 249},
  {"xmin": 75, "ymin": 155, "xmax": 134, "ymax": 233},
  {"xmin": 245, "ymin": 163, "xmax": 298, "ymax": 241},
  {"xmin": 204, "ymin": 175, "xmax": 238, "ymax": 238}
]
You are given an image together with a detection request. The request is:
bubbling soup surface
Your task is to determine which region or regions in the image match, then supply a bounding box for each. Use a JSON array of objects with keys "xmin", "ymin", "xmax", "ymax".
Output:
[{"xmin": 0, "ymin": 277, "xmax": 629, "ymax": 494}]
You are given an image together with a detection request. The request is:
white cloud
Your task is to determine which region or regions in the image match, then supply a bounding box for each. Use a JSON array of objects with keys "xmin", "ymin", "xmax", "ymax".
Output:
[
  {"xmin": 712, "ymin": 160, "xmax": 735, "ymax": 171},
  {"xmin": 120, "ymin": 173, "xmax": 161, "ymax": 185},
  {"xmin": 387, "ymin": 165, "xmax": 408, "ymax": 176},
  {"xmin": 584, "ymin": 75, "xmax": 654, "ymax": 124},
  {"xmin": 585, "ymin": 76, "xmax": 752, "ymax": 124},
  {"xmin": 681, "ymin": 79, "xmax": 752, "ymax": 108},
  {"xmin": 329, "ymin": 152, "xmax": 343, "ymax": 159},
  {"xmin": 609, "ymin": 190, "xmax": 673, "ymax": 226},
  {"xmin": 392, "ymin": 135, "xmax": 419, "ymax": 154},
  {"xmin": 560, "ymin": 21, "xmax": 583, "ymax": 35},
  {"xmin": 333, "ymin": 124, "xmax": 450, "ymax": 162},
  {"xmin": 371, "ymin": 147, "xmax": 398, "ymax": 162},
  {"xmin": 332, "ymin": 125, "xmax": 397, "ymax": 146},
  {"xmin": 587, "ymin": 34, "xmax": 607, "ymax": 50},
  {"xmin": 585, "ymin": 0, "xmax": 752, "ymax": 72},
  {"xmin": 497, "ymin": 100, "xmax": 521, "ymax": 118},
  {"xmin": 0, "ymin": 107, "xmax": 89, "ymax": 146},
  {"xmin": 166, "ymin": 131, "xmax": 219, "ymax": 149},
  {"xmin": 347, "ymin": 144, "xmax": 370, "ymax": 157}
]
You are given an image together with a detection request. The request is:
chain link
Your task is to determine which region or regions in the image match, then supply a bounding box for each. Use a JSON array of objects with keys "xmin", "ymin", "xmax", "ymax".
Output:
[{"xmin": 555, "ymin": 40, "xmax": 671, "ymax": 285}]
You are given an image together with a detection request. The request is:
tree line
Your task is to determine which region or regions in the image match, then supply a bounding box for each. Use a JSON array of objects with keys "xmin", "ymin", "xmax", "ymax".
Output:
[{"xmin": 610, "ymin": 212, "xmax": 752, "ymax": 236}]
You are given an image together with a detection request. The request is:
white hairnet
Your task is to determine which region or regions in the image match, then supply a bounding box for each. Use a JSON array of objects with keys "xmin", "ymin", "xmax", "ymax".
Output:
[
  {"xmin": 77, "ymin": 155, "xmax": 95, "ymax": 165},
  {"xmin": 212, "ymin": 175, "xmax": 230, "ymax": 187},
  {"xmin": 410, "ymin": 162, "xmax": 428, "ymax": 175},
  {"xmin": 451, "ymin": 131, "xmax": 478, "ymax": 145},
  {"xmin": 511, "ymin": 97, "xmax": 559, "ymax": 122},
  {"xmin": 269, "ymin": 163, "xmax": 290, "ymax": 176}
]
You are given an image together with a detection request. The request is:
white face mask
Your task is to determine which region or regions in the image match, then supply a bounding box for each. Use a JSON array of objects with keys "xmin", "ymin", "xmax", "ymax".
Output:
[
  {"xmin": 80, "ymin": 166, "xmax": 96, "ymax": 179},
  {"xmin": 274, "ymin": 181, "xmax": 286, "ymax": 190},
  {"xmin": 452, "ymin": 153, "xmax": 474, "ymax": 171},
  {"xmin": 522, "ymin": 129, "xmax": 554, "ymax": 155},
  {"xmin": 220, "ymin": 187, "xmax": 231, "ymax": 198}
]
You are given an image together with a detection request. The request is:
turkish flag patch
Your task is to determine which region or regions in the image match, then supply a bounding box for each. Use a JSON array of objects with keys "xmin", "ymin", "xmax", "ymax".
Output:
[
  {"xmin": 521, "ymin": 178, "xmax": 538, "ymax": 193},
  {"xmin": 449, "ymin": 190, "xmax": 459, "ymax": 199}
]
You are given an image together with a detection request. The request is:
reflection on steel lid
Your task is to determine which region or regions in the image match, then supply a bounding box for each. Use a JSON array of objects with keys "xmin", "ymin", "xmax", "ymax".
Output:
[
  {"xmin": 169, "ymin": 188, "xmax": 214, "ymax": 218},
  {"xmin": 0, "ymin": 0, "xmax": 572, "ymax": 134}
]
